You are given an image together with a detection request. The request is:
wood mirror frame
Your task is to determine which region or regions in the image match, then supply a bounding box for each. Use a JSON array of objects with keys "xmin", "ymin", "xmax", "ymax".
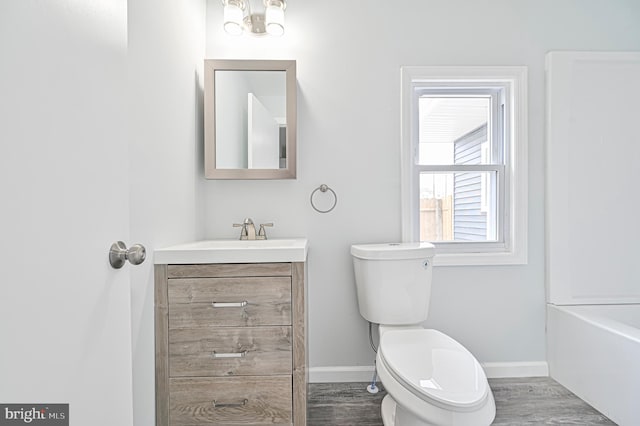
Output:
[{"xmin": 204, "ymin": 59, "xmax": 297, "ymax": 179}]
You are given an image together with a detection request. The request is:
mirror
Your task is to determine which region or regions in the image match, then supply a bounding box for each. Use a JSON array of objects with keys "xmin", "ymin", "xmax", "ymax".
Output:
[{"xmin": 204, "ymin": 59, "xmax": 297, "ymax": 179}]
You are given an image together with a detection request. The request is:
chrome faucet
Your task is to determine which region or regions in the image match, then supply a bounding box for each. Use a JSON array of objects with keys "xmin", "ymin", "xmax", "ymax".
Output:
[{"xmin": 233, "ymin": 218, "xmax": 274, "ymax": 240}]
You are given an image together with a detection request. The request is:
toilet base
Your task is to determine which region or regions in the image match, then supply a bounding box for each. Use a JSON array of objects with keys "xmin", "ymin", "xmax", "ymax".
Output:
[
  {"xmin": 382, "ymin": 394, "xmax": 444, "ymax": 426},
  {"xmin": 380, "ymin": 376, "xmax": 495, "ymax": 426},
  {"xmin": 381, "ymin": 394, "xmax": 396, "ymax": 426}
]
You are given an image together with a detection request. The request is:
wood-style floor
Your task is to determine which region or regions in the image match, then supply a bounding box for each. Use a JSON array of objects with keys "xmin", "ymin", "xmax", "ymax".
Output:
[{"xmin": 308, "ymin": 378, "xmax": 616, "ymax": 425}]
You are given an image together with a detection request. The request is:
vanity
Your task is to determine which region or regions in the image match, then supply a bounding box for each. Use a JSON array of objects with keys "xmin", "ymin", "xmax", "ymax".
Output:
[{"xmin": 154, "ymin": 239, "xmax": 308, "ymax": 425}]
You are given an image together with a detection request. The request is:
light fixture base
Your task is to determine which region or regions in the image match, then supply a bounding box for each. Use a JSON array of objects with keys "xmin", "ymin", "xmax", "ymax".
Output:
[
  {"xmin": 244, "ymin": 13, "xmax": 267, "ymax": 36},
  {"xmin": 222, "ymin": 0, "xmax": 285, "ymax": 37}
]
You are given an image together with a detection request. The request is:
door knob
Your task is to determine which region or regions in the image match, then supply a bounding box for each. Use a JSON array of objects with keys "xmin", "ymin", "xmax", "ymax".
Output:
[{"xmin": 109, "ymin": 241, "xmax": 146, "ymax": 269}]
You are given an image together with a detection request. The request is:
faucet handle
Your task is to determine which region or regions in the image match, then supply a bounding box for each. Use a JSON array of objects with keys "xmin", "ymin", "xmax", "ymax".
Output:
[
  {"xmin": 258, "ymin": 222, "xmax": 274, "ymax": 239},
  {"xmin": 233, "ymin": 218, "xmax": 254, "ymax": 227},
  {"xmin": 232, "ymin": 222, "xmax": 248, "ymax": 239}
]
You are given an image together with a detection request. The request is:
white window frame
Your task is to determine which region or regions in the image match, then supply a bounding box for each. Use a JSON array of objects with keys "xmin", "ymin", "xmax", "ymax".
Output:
[
  {"xmin": 401, "ymin": 66, "xmax": 528, "ymax": 266},
  {"xmin": 480, "ymin": 141, "xmax": 490, "ymax": 214}
]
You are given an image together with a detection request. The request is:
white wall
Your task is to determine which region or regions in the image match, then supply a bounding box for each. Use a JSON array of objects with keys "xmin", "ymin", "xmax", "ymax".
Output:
[
  {"xmin": 204, "ymin": 0, "xmax": 640, "ymax": 375},
  {"xmin": 128, "ymin": 0, "xmax": 205, "ymax": 425}
]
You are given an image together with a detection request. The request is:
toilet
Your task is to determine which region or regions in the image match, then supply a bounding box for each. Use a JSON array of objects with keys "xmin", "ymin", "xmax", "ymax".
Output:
[{"xmin": 351, "ymin": 242, "xmax": 496, "ymax": 426}]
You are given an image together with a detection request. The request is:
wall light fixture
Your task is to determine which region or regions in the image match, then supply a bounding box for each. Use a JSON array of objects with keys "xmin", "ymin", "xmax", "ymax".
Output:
[{"xmin": 222, "ymin": 0, "xmax": 286, "ymax": 37}]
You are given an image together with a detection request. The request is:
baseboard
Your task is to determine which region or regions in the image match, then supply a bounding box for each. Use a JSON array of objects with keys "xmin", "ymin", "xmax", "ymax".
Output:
[
  {"xmin": 309, "ymin": 361, "xmax": 549, "ymax": 383},
  {"xmin": 309, "ymin": 366, "xmax": 376, "ymax": 383},
  {"xmin": 481, "ymin": 361, "xmax": 549, "ymax": 378}
]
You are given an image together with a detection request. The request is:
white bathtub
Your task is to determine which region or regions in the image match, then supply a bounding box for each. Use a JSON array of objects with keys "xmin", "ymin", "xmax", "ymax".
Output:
[{"xmin": 547, "ymin": 304, "xmax": 640, "ymax": 425}]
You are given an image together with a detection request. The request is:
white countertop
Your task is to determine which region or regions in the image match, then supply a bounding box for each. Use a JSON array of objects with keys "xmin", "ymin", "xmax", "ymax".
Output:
[{"xmin": 154, "ymin": 238, "xmax": 308, "ymax": 264}]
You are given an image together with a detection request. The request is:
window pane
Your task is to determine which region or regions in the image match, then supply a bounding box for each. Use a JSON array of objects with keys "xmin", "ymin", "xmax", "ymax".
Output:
[
  {"xmin": 419, "ymin": 171, "xmax": 497, "ymax": 242},
  {"xmin": 418, "ymin": 97, "xmax": 491, "ymax": 165}
]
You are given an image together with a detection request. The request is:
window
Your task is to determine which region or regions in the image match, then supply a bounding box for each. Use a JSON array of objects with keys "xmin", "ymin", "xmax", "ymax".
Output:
[{"xmin": 401, "ymin": 66, "xmax": 528, "ymax": 265}]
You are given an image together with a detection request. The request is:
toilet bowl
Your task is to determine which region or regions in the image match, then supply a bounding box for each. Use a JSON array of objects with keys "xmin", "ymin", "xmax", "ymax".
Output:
[
  {"xmin": 376, "ymin": 327, "xmax": 495, "ymax": 426},
  {"xmin": 351, "ymin": 242, "xmax": 496, "ymax": 426}
]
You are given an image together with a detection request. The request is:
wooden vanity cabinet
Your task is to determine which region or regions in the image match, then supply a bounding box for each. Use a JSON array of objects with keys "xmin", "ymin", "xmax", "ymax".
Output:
[{"xmin": 155, "ymin": 262, "xmax": 307, "ymax": 426}]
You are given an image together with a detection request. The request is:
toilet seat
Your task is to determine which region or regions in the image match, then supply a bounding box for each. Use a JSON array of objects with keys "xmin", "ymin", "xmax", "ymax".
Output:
[{"xmin": 379, "ymin": 328, "xmax": 490, "ymax": 412}]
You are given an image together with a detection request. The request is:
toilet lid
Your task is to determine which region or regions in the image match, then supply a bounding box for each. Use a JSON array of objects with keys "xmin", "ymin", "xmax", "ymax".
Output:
[{"xmin": 379, "ymin": 329, "xmax": 489, "ymax": 410}]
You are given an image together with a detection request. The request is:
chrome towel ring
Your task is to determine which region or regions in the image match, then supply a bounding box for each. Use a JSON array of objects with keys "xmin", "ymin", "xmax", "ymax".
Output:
[{"xmin": 310, "ymin": 184, "xmax": 337, "ymax": 213}]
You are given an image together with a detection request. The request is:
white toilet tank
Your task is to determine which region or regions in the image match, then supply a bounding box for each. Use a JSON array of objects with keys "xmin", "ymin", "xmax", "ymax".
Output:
[{"xmin": 351, "ymin": 242, "xmax": 435, "ymax": 325}]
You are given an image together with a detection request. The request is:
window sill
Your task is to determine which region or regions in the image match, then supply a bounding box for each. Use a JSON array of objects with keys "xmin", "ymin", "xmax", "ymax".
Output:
[{"xmin": 431, "ymin": 249, "xmax": 527, "ymax": 266}]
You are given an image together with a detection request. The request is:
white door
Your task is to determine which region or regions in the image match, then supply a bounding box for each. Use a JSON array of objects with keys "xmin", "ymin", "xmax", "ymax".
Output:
[
  {"xmin": 248, "ymin": 93, "xmax": 281, "ymax": 169},
  {"xmin": 0, "ymin": 1, "xmax": 133, "ymax": 425}
]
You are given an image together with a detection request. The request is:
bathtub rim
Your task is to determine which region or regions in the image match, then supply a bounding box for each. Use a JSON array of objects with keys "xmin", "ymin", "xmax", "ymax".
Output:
[{"xmin": 547, "ymin": 303, "xmax": 640, "ymax": 344}]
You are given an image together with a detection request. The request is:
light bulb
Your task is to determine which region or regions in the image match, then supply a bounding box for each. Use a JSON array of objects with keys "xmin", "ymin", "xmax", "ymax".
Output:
[
  {"xmin": 265, "ymin": 2, "xmax": 285, "ymax": 36},
  {"xmin": 223, "ymin": 2, "xmax": 244, "ymax": 36}
]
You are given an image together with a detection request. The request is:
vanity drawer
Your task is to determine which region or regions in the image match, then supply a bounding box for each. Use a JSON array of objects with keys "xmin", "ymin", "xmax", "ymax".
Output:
[
  {"xmin": 168, "ymin": 277, "xmax": 291, "ymax": 328},
  {"xmin": 169, "ymin": 326, "xmax": 292, "ymax": 377},
  {"xmin": 169, "ymin": 376, "xmax": 292, "ymax": 425},
  {"xmin": 167, "ymin": 263, "xmax": 292, "ymax": 279}
]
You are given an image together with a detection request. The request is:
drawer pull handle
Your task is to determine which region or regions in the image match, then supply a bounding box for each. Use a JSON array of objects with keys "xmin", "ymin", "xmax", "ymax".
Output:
[
  {"xmin": 212, "ymin": 399, "xmax": 248, "ymax": 408},
  {"xmin": 211, "ymin": 301, "xmax": 248, "ymax": 308},
  {"xmin": 212, "ymin": 350, "xmax": 247, "ymax": 359}
]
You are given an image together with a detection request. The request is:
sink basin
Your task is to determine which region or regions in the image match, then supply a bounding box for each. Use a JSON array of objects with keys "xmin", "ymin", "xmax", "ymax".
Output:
[{"xmin": 154, "ymin": 238, "xmax": 308, "ymax": 264}]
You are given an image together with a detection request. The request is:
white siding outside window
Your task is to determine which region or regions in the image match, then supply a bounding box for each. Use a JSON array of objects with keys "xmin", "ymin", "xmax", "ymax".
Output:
[{"xmin": 400, "ymin": 66, "xmax": 528, "ymax": 266}]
